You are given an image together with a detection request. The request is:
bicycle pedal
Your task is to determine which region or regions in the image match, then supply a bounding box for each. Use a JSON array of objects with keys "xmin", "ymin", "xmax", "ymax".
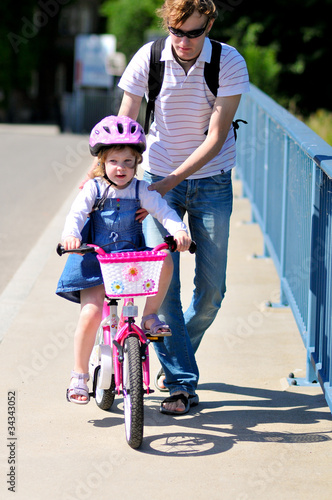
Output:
[
  {"xmin": 145, "ymin": 335, "xmax": 164, "ymax": 342},
  {"xmin": 144, "ymin": 389, "xmax": 155, "ymax": 394}
]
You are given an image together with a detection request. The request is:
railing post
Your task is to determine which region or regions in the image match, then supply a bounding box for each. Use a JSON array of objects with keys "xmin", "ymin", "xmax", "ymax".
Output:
[
  {"xmin": 246, "ymin": 100, "xmax": 257, "ymax": 222},
  {"xmin": 306, "ymin": 162, "xmax": 320, "ymax": 383},
  {"xmin": 262, "ymin": 115, "xmax": 269, "ymax": 256},
  {"xmin": 278, "ymin": 134, "xmax": 289, "ymax": 306},
  {"xmin": 249, "ymin": 99, "xmax": 257, "ymax": 221}
]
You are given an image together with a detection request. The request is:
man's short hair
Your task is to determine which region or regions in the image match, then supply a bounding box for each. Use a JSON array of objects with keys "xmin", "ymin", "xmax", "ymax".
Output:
[{"xmin": 157, "ymin": 0, "xmax": 218, "ymax": 30}]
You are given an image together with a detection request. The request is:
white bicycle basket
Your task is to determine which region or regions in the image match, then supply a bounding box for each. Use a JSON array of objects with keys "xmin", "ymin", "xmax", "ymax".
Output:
[{"xmin": 97, "ymin": 250, "xmax": 167, "ymax": 298}]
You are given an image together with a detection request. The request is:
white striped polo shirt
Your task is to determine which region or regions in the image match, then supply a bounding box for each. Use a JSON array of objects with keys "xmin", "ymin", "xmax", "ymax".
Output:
[{"xmin": 119, "ymin": 36, "xmax": 250, "ymax": 179}]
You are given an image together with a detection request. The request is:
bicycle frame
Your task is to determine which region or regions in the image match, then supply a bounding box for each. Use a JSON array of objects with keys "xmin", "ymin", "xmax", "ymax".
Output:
[
  {"xmin": 57, "ymin": 237, "xmax": 195, "ymax": 401},
  {"xmin": 81, "ymin": 240, "xmax": 172, "ymax": 403},
  {"xmin": 57, "ymin": 236, "xmax": 196, "ymax": 448},
  {"xmin": 95, "ymin": 241, "xmax": 172, "ymax": 397}
]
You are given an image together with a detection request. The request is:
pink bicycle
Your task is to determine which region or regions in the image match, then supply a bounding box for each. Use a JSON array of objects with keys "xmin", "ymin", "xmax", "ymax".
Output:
[{"xmin": 57, "ymin": 236, "xmax": 196, "ymax": 449}]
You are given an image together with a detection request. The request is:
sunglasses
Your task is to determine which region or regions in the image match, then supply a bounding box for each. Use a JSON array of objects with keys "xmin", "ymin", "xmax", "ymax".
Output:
[{"xmin": 168, "ymin": 21, "xmax": 208, "ymax": 39}]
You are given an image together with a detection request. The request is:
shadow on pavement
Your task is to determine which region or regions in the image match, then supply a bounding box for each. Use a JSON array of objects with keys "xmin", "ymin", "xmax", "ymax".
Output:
[{"xmin": 87, "ymin": 382, "xmax": 332, "ymax": 456}]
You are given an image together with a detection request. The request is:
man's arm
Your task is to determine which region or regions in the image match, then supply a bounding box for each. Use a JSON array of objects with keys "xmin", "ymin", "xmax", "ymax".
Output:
[
  {"xmin": 148, "ymin": 94, "xmax": 241, "ymax": 197},
  {"xmin": 118, "ymin": 91, "xmax": 143, "ymax": 120}
]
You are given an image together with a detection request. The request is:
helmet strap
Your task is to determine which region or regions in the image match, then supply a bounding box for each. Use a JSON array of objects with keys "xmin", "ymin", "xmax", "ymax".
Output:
[{"xmin": 103, "ymin": 173, "xmax": 117, "ymax": 187}]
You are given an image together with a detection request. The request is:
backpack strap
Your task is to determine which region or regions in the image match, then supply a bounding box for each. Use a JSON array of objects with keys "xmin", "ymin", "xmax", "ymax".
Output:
[
  {"xmin": 144, "ymin": 37, "xmax": 166, "ymax": 134},
  {"xmin": 232, "ymin": 119, "xmax": 248, "ymax": 141},
  {"xmin": 205, "ymin": 40, "xmax": 247, "ymax": 141},
  {"xmin": 204, "ymin": 39, "xmax": 222, "ymax": 97}
]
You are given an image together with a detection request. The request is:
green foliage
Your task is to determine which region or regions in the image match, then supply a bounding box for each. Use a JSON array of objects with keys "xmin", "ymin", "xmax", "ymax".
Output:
[
  {"xmin": 100, "ymin": 0, "xmax": 164, "ymax": 59},
  {"xmin": 211, "ymin": 0, "xmax": 332, "ymax": 116},
  {"xmin": 1, "ymin": 0, "xmax": 331, "ymax": 128},
  {"xmin": 226, "ymin": 21, "xmax": 281, "ymax": 99},
  {"xmin": 304, "ymin": 109, "xmax": 332, "ymax": 146}
]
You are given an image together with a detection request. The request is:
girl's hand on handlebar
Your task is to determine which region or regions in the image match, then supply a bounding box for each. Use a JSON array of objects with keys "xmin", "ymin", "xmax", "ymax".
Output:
[
  {"xmin": 63, "ymin": 236, "xmax": 81, "ymax": 251},
  {"xmin": 174, "ymin": 230, "xmax": 191, "ymax": 252}
]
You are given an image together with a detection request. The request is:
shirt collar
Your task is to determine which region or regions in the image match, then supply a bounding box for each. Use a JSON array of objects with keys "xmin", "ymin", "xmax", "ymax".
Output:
[{"xmin": 161, "ymin": 36, "xmax": 213, "ymax": 64}]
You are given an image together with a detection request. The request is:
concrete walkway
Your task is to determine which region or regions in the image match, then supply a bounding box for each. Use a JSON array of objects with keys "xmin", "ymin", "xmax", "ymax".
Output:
[{"xmin": 0, "ymin": 176, "xmax": 331, "ymax": 500}]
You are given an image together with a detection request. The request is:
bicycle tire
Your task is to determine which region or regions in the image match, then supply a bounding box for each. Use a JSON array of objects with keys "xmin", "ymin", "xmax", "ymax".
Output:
[
  {"xmin": 95, "ymin": 373, "xmax": 115, "ymax": 411},
  {"xmin": 123, "ymin": 336, "xmax": 144, "ymax": 449}
]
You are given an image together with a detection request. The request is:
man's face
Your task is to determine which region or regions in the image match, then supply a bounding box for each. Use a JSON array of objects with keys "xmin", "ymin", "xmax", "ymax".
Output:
[{"xmin": 168, "ymin": 11, "xmax": 214, "ymax": 61}]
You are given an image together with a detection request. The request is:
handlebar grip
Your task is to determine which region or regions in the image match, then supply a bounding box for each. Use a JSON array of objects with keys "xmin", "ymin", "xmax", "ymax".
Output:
[
  {"xmin": 164, "ymin": 235, "xmax": 177, "ymax": 252},
  {"xmin": 56, "ymin": 243, "xmax": 95, "ymax": 256},
  {"xmin": 163, "ymin": 235, "xmax": 196, "ymax": 254},
  {"xmin": 189, "ymin": 241, "xmax": 197, "ymax": 254},
  {"xmin": 56, "ymin": 243, "xmax": 65, "ymax": 256}
]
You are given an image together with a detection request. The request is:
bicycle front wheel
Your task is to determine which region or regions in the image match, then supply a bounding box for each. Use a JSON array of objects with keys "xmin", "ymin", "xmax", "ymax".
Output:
[{"xmin": 122, "ymin": 336, "xmax": 144, "ymax": 449}]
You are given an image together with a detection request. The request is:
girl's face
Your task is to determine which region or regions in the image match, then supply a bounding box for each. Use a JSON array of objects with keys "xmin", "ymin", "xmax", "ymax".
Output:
[{"xmin": 104, "ymin": 147, "xmax": 136, "ymax": 188}]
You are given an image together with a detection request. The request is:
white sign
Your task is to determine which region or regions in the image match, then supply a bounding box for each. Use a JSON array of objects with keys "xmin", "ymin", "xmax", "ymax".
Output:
[
  {"xmin": 74, "ymin": 34, "xmax": 116, "ymax": 89},
  {"xmin": 106, "ymin": 52, "xmax": 127, "ymax": 76}
]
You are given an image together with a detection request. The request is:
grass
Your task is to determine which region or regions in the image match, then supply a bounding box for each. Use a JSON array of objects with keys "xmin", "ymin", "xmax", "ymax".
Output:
[{"xmin": 302, "ymin": 109, "xmax": 332, "ymax": 146}]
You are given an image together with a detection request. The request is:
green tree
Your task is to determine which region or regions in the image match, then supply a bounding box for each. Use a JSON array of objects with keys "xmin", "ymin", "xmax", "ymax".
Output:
[
  {"xmin": 100, "ymin": 0, "xmax": 163, "ymax": 59},
  {"xmin": 211, "ymin": 0, "xmax": 332, "ymax": 115},
  {"xmin": 225, "ymin": 20, "xmax": 281, "ymax": 99}
]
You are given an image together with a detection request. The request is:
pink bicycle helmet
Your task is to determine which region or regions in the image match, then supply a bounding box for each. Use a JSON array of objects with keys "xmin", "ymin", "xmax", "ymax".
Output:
[{"xmin": 89, "ymin": 115, "xmax": 146, "ymax": 156}]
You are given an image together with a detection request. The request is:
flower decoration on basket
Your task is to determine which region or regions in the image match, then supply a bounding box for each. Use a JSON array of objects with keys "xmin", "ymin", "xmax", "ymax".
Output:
[
  {"xmin": 111, "ymin": 280, "xmax": 125, "ymax": 294},
  {"xmin": 142, "ymin": 279, "xmax": 156, "ymax": 293},
  {"xmin": 123, "ymin": 263, "xmax": 143, "ymax": 282}
]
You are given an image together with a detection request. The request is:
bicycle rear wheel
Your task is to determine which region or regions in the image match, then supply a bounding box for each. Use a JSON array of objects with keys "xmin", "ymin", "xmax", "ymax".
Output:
[
  {"xmin": 90, "ymin": 325, "xmax": 115, "ymax": 411},
  {"xmin": 122, "ymin": 336, "xmax": 144, "ymax": 449},
  {"xmin": 95, "ymin": 372, "xmax": 115, "ymax": 410}
]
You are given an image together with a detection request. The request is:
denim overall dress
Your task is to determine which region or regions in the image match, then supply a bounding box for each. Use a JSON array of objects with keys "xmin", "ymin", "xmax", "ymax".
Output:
[{"xmin": 56, "ymin": 179, "xmax": 146, "ymax": 303}]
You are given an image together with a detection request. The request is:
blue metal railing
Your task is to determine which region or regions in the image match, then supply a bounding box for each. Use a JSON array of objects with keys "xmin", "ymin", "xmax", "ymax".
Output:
[{"xmin": 235, "ymin": 84, "xmax": 332, "ymax": 412}]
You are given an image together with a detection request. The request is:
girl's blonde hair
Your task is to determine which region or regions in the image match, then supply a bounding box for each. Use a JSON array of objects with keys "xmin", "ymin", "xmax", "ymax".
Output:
[
  {"xmin": 157, "ymin": 0, "xmax": 218, "ymax": 30},
  {"xmin": 92, "ymin": 145, "xmax": 143, "ymax": 181}
]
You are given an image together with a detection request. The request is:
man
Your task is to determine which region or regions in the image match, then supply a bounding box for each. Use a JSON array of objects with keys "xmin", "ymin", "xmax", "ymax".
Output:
[{"xmin": 118, "ymin": 0, "xmax": 250, "ymax": 414}]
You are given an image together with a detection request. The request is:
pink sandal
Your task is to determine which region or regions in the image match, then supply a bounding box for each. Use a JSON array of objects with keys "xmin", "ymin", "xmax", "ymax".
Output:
[
  {"xmin": 66, "ymin": 371, "xmax": 90, "ymax": 404},
  {"xmin": 141, "ymin": 314, "xmax": 172, "ymax": 337}
]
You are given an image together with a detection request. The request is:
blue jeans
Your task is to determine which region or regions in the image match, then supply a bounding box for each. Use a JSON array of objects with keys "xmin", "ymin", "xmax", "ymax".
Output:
[{"xmin": 143, "ymin": 170, "xmax": 233, "ymax": 395}]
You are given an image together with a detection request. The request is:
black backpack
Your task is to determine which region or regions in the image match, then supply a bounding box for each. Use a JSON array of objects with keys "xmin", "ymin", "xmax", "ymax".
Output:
[{"xmin": 144, "ymin": 37, "xmax": 246, "ymax": 138}]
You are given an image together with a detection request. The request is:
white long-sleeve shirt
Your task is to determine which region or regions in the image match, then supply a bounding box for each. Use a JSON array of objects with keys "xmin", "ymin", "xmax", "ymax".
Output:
[{"xmin": 62, "ymin": 177, "xmax": 188, "ymax": 241}]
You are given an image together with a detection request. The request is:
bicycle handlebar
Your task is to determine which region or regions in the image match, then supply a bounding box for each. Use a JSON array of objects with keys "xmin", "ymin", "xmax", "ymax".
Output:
[
  {"xmin": 56, "ymin": 242, "xmax": 94, "ymax": 256},
  {"xmin": 163, "ymin": 235, "xmax": 196, "ymax": 254},
  {"xmin": 56, "ymin": 235, "xmax": 196, "ymax": 257}
]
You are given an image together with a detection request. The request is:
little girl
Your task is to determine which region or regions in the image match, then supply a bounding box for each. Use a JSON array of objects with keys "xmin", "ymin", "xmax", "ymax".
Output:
[{"xmin": 56, "ymin": 115, "xmax": 191, "ymax": 404}]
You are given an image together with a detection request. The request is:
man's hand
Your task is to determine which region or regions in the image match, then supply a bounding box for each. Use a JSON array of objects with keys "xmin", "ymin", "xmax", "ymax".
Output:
[
  {"xmin": 174, "ymin": 230, "xmax": 191, "ymax": 252},
  {"xmin": 147, "ymin": 175, "xmax": 176, "ymax": 197}
]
